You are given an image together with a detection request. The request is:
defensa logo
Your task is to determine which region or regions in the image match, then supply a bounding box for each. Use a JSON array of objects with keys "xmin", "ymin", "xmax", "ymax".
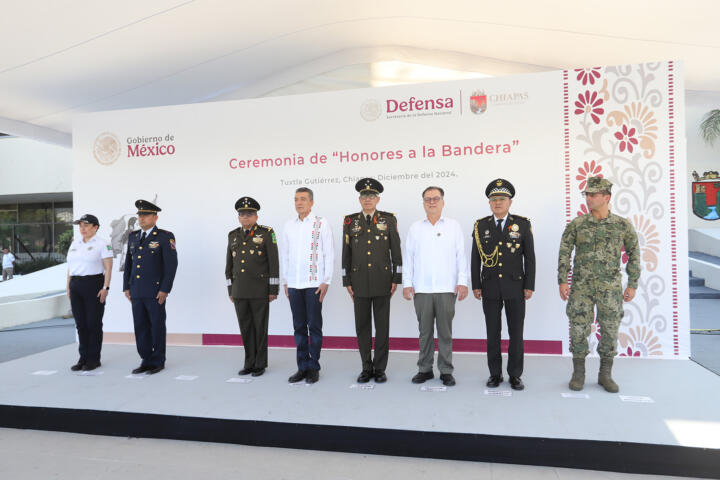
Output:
[
  {"xmin": 469, "ymin": 90, "xmax": 487, "ymax": 114},
  {"xmin": 93, "ymin": 132, "xmax": 122, "ymax": 165},
  {"xmin": 386, "ymin": 96, "xmax": 453, "ymax": 114},
  {"xmin": 360, "ymin": 93, "xmax": 458, "ymax": 121},
  {"xmin": 360, "ymin": 99, "xmax": 382, "ymax": 121}
]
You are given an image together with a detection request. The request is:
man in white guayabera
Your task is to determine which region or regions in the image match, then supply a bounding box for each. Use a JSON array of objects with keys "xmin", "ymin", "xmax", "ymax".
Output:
[{"xmin": 281, "ymin": 187, "xmax": 334, "ymax": 384}]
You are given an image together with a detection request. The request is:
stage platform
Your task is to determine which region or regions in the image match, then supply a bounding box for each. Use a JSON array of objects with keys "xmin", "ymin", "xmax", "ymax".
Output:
[{"xmin": 1, "ymin": 344, "xmax": 718, "ymax": 478}]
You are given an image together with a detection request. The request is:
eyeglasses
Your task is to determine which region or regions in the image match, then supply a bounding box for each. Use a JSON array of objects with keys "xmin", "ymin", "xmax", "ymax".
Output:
[{"xmin": 423, "ymin": 196, "xmax": 442, "ymax": 204}]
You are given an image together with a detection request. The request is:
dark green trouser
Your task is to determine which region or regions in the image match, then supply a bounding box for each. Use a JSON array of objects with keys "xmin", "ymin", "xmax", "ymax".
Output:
[{"xmin": 354, "ymin": 295, "xmax": 390, "ymax": 373}]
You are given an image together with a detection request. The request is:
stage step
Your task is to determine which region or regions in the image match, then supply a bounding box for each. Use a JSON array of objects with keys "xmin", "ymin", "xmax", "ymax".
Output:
[{"xmin": 689, "ymin": 251, "xmax": 720, "ymax": 293}]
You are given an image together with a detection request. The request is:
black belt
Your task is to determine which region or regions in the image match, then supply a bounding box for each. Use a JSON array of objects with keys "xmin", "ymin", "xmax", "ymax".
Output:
[{"xmin": 70, "ymin": 274, "xmax": 104, "ymax": 280}]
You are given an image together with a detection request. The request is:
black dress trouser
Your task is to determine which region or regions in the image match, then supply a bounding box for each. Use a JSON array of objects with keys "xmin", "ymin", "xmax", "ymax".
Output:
[
  {"xmin": 69, "ymin": 274, "xmax": 105, "ymax": 364},
  {"xmin": 482, "ymin": 297, "xmax": 525, "ymax": 378}
]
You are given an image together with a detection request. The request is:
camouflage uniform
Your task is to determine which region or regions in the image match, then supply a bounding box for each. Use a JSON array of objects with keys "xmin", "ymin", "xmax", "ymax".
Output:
[{"xmin": 557, "ymin": 178, "xmax": 641, "ymax": 360}]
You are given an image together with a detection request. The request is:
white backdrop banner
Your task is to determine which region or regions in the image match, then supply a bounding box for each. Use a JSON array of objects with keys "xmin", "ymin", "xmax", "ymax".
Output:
[{"xmin": 73, "ymin": 61, "xmax": 688, "ymax": 357}]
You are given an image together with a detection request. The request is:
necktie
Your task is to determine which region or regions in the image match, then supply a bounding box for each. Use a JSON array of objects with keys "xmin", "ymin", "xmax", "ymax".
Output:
[
  {"xmin": 244, "ymin": 229, "xmax": 250, "ymax": 236},
  {"xmin": 140, "ymin": 232, "xmax": 147, "ymax": 244},
  {"xmin": 366, "ymin": 215, "xmax": 371, "ymax": 224},
  {"xmin": 496, "ymin": 218, "xmax": 503, "ymax": 234}
]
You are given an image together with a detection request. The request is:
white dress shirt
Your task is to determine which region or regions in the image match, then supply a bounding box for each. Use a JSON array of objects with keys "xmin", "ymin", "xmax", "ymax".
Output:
[
  {"xmin": 66, "ymin": 235, "xmax": 113, "ymax": 276},
  {"xmin": 493, "ymin": 214, "xmax": 507, "ymax": 232},
  {"xmin": 403, "ymin": 216, "xmax": 468, "ymax": 293},
  {"xmin": 281, "ymin": 212, "xmax": 334, "ymax": 289}
]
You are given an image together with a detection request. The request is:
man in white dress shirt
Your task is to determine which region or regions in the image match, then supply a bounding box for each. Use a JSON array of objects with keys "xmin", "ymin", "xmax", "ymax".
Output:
[
  {"xmin": 403, "ymin": 186, "xmax": 468, "ymax": 386},
  {"xmin": 281, "ymin": 187, "xmax": 334, "ymax": 384}
]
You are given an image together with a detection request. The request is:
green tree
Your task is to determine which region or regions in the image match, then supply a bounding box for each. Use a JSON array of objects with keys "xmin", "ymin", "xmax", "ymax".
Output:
[{"xmin": 700, "ymin": 109, "xmax": 720, "ymax": 146}]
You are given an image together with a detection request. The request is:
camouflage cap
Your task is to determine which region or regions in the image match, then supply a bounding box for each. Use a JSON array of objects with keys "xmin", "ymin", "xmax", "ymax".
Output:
[{"xmin": 584, "ymin": 176, "xmax": 612, "ymax": 194}]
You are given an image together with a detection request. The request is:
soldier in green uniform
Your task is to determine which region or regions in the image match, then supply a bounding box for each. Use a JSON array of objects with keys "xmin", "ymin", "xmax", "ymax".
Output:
[
  {"xmin": 225, "ymin": 197, "xmax": 279, "ymax": 377},
  {"xmin": 558, "ymin": 176, "xmax": 640, "ymax": 392},
  {"xmin": 342, "ymin": 178, "xmax": 402, "ymax": 383}
]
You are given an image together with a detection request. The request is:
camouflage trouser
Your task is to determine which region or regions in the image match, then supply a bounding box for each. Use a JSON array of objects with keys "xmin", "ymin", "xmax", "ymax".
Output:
[{"xmin": 567, "ymin": 280, "xmax": 623, "ymax": 359}]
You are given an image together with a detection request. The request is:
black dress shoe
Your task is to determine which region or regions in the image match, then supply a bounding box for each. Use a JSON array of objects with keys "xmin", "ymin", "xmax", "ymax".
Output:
[
  {"xmin": 82, "ymin": 361, "xmax": 101, "ymax": 371},
  {"xmin": 411, "ymin": 371, "xmax": 434, "ymax": 384},
  {"xmin": 509, "ymin": 376, "xmax": 525, "ymax": 390},
  {"xmin": 486, "ymin": 375, "xmax": 503, "ymax": 388},
  {"xmin": 374, "ymin": 371, "xmax": 387, "ymax": 383},
  {"xmin": 147, "ymin": 365, "xmax": 165, "ymax": 374},
  {"xmin": 288, "ymin": 370, "xmax": 306, "ymax": 383},
  {"xmin": 251, "ymin": 368, "xmax": 265, "ymax": 377},
  {"xmin": 357, "ymin": 370, "xmax": 373, "ymax": 383},
  {"xmin": 132, "ymin": 365, "xmax": 150, "ymax": 374},
  {"xmin": 238, "ymin": 368, "xmax": 254, "ymax": 376},
  {"xmin": 70, "ymin": 362, "xmax": 84, "ymax": 371},
  {"xmin": 305, "ymin": 369, "xmax": 319, "ymax": 384},
  {"xmin": 440, "ymin": 373, "xmax": 456, "ymax": 386}
]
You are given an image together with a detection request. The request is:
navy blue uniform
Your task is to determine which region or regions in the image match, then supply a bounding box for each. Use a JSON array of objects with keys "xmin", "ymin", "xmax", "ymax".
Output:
[
  {"xmin": 123, "ymin": 226, "xmax": 178, "ymax": 368},
  {"xmin": 471, "ymin": 214, "xmax": 535, "ymax": 378}
]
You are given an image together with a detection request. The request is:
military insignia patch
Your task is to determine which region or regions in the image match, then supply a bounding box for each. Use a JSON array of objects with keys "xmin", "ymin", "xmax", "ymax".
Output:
[
  {"xmin": 377, "ymin": 223, "xmax": 387, "ymax": 231},
  {"xmin": 271, "ymin": 232, "xmax": 277, "ymax": 244},
  {"xmin": 252, "ymin": 236, "xmax": 263, "ymax": 245},
  {"xmin": 511, "ymin": 224, "xmax": 519, "ymax": 232},
  {"xmin": 169, "ymin": 239, "xmax": 176, "ymax": 250},
  {"xmin": 106, "ymin": 245, "xmax": 112, "ymax": 251},
  {"xmin": 149, "ymin": 241, "xmax": 160, "ymax": 249}
]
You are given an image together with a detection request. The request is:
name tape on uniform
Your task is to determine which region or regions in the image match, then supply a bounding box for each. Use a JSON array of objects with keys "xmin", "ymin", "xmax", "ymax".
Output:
[
  {"xmin": 31, "ymin": 370, "xmax": 57, "ymax": 376},
  {"xmin": 484, "ymin": 389, "xmax": 512, "ymax": 397},
  {"xmin": 349, "ymin": 383, "xmax": 375, "ymax": 390},
  {"xmin": 226, "ymin": 377, "xmax": 253, "ymax": 384},
  {"xmin": 619, "ymin": 395, "xmax": 654, "ymax": 403},
  {"xmin": 420, "ymin": 385, "xmax": 447, "ymax": 392},
  {"xmin": 561, "ymin": 392, "xmax": 590, "ymax": 399},
  {"xmin": 175, "ymin": 375, "xmax": 198, "ymax": 381}
]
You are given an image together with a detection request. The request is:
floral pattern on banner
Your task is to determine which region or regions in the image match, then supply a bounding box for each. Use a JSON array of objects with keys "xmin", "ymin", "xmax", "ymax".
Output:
[
  {"xmin": 618, "ymin": 325, "xmax": 663, "ymax": 356},
  {"xmin": 568, "ymin": 62, "xmax": 672, "ymax": 357}
]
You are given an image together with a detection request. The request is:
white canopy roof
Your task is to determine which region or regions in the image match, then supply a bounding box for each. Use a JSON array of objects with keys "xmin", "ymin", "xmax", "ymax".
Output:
[{"xmin": 1, "ymin": 0, "xmax": 718, "ymax": 146}]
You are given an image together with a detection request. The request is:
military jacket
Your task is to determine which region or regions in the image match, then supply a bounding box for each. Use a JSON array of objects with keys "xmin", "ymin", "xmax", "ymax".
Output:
[
  {"xmin": 557, "ymin": 212, "xmax": 640, "ymax": 288},
  {"xmin": 122, "ymin": 226, "xmax": 178, "ymax": 298},
  {"xmin": 342, "ymin": 210, "xmax": 402, "ymax": 297},
  {"xmin": 471, "ymin": 214, "xmax": 535, "ymax": 299},
  {"xmin": 225, "ymin": 224, "xmax": 279, "ymax": 298}
]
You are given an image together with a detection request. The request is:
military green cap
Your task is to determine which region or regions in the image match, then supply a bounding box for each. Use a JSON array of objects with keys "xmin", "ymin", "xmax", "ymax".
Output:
[{"xmin": 584, "ymin": 176, "xmax": 612, "ymax": 194}]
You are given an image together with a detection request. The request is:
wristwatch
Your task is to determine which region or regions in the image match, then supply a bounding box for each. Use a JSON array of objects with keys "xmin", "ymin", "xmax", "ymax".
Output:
[{"xmin": 103, "ymin": 286, "xmax": 110, "ymax": 291}]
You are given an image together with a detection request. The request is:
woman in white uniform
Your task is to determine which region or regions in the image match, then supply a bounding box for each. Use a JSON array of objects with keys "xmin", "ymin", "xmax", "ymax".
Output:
[{"xmin": 66, "ymin": 214, "xmax": 113, "ymax": 371}]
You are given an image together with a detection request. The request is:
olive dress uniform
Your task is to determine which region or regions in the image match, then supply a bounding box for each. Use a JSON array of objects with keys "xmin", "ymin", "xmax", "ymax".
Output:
[
  {"xmin": 226, "ymin": 197, "xmax": 279, "ymax": 375},
  {"xmin": 471, "ymin": 180, "xmax": 535, "ymax": 387},
  {"xmin": 123, "ymin": 200, "xmax": 178, "ymax": 372},
  {"xmin": 342, "ymin": 178, "xmax": 402, "ymax": 381}
]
